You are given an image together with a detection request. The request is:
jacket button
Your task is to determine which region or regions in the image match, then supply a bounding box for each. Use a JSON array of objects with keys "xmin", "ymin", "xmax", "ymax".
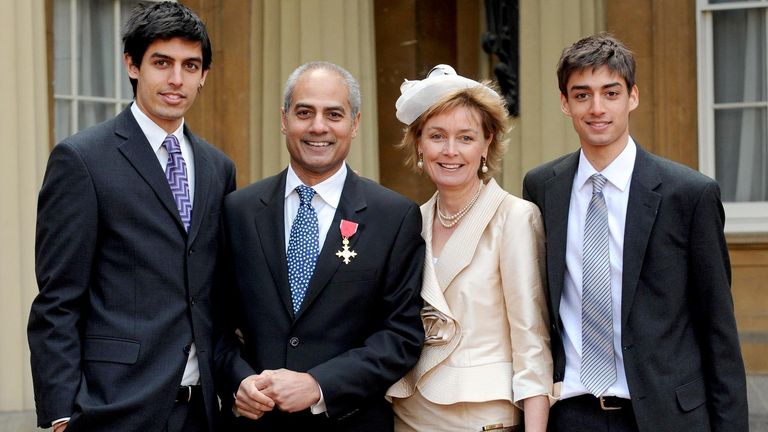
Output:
[
  {"xmin": 188, "ymin": 249, "xmax": 194, "ymax": 256},
  {"xmin": 190, "ymin": 296, "xmax": 196, "ymax": 306},
  {"xmin": 289, "ymin": 337, "xmax": 300, "ymax": 347},
  {"xmin": 183, "ymin": 344, "xmax": 191, "ymax": 355}
]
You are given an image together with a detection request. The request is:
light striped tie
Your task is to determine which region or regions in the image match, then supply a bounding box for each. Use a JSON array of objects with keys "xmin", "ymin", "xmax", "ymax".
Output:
[
  {"xmin": 163, "ymin": 134, "xmax": 192, "ymax": 231},
  {"xmin": 580, "ymin": 173, "xmax": 616, "ymax": 396}
]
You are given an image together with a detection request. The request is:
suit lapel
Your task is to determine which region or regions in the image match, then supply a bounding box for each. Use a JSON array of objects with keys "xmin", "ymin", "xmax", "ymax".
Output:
[
  {"xmin": 544, "ymin": 152, "xmax": 579, "ymax": 316},
  {"xmin": 255, "ymin": 171, "xmax": 294, "ymax": 317},
  {"xmin": 115, "ymin": 109, "xmax": 186, "ymax": 234},
  {"xmin": 621, "ymin": 147, "xmax": 661, "ymax": 327},
  {"xmin": 185, "ymin": 128, "xmax": 211, "ymax": 245},
  {"xmin": 295, "ymin": 169, "xmax": 366, "ymax": 319}
]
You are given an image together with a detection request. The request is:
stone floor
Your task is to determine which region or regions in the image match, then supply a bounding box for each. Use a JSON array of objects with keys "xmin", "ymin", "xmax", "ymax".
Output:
[{"xmin": 3, "ymin": 375, "xmax": 767, "ymax": 431}]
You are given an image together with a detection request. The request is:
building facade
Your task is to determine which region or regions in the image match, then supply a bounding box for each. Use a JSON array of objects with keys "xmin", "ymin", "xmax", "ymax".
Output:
[{"xmin": 2, "ymin": 0, "xmax": 765, "ymax": 416}]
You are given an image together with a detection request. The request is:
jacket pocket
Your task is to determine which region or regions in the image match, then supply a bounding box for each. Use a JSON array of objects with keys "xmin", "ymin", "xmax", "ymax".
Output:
[
  {"xmin": 82, "ymin": 336, "xmax": 140, "ymax": 365},
  {"xmin": 675, "ymin": 376, "xmax": 706, "ymax": 412}
]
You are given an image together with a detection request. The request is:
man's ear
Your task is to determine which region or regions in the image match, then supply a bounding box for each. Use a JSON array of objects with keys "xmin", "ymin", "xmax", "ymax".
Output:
[
  {"xmin": 351, "ymin": 112, "xmax": 361, "ymax": 137},
  {"xmin": 629, "ymin": 84, "xmax": 640, "ymax": 112},
  {"xmin": 560, "ymin": 93, "xmax": 572, "ymax": 117},
  {"xmin": 124, "ymin": 53, "xmax": 139, "ymax": 79},
  {"xmin": 280, "ymin": 108, "xmax": 287, "ymax": 135}
]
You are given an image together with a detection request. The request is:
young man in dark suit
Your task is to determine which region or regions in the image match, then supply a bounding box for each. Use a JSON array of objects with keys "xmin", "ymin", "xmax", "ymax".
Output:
[
  {"xmin": 215, "ymin": 61, "xmax": 425, "ymax": 431},
  {"xmin": 27, "ymin": 3, "xmax": 235, "ymax": 431},
  {"xmin": 523, "ymin": 33, "xmax": 747, "ymax": 431}
]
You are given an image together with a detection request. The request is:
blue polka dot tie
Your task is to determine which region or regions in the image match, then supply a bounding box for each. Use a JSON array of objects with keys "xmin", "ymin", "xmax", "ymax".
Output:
[
  {"xmin": 580, "ymin": 173, "xmax": 617, "ymax": 396},
  {"xmin": 287, "ymin": 185, "xmax": 319, "ymax": 313}
]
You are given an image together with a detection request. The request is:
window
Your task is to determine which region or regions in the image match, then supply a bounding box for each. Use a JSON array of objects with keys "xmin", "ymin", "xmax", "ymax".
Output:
[
  {"xmin": 697, "ymin": 0, "xmax": 768, "ymax": 233},
  {"xmin": 53, "ymin": 0, "xmax": 155, "ymax": 143}
]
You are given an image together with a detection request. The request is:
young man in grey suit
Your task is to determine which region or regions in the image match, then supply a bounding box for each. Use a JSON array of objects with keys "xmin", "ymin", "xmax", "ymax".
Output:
[
  {"xmin": 523, "ymin": 33, "xmax": 747, "ymax": 431},
  {"xmin": 214, "ymin": 61, "xmax": 425, "ymax": 431},
  {"xmin": 28, "ymin": 3, "xmax": 235, "ymax": 431}
]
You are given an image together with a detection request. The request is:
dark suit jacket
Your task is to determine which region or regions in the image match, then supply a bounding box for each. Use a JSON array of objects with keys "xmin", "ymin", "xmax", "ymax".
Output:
[
  {"xmin": 522, "ymin": 145, "xmax": 748, "ymax": 431},
  {"xmin": 215, "ymin": 167, "xmax": 425, "ymax": 431},
  {"xmin": 28, "ymin": 107, "xmax": 236, "ymax": 432}
]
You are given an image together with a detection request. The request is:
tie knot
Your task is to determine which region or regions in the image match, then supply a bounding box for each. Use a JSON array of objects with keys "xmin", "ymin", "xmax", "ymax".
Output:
[
  {"xmin": 296, "ymin": 185, "xmax": 316, "ymax": 206},
  {"xmin": 163, "ymin": 135, "xmax": 181, "ymax": 154},
  {"xmin": 590, "ymin": 173, "xmax": 607, "ymax": 194}
]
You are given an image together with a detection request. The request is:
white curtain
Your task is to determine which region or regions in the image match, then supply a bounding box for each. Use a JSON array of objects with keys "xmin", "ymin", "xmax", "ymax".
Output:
[
  {"xmin": 54, "ymin": 0, "xmax": 140, "ymax": 142},
  {"xmin": 713, "ymin": 8, "xmax": 768, "ymax": 202}
]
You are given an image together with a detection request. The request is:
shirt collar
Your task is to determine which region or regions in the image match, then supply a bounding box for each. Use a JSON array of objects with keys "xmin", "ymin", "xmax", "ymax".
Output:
[
  {"xmin": 130, "ymin": 102, "xmax": 185, "ymax": 152},
  {"xmin": 575, "ymin": 136, "xmax": 637, "ymax": 193},
  {"xmin": 285, "ymin": 163, "xmax": 347, "ymax": 209}
]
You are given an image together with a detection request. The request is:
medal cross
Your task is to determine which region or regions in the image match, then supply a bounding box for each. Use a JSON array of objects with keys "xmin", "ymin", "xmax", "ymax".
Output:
[{"xmin": 335, "ymin": 237, "xmax": 357, "ymax": 264}]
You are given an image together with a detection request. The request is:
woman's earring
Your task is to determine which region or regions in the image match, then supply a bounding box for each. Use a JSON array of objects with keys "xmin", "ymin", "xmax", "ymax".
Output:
[
  {"xmin": 481, "ymin": 156, "xmax": 488, "ymax": 173},
  {"xmin": 417, "ymin": 152, "xmax": 424, "ymax": 170}
]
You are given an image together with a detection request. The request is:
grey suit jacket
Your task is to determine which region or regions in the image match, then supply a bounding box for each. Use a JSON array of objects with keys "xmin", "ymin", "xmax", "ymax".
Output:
[
  {"xmin": 523, "ymin": 145, "xmax": 747, "ymax": 431},
  {"xmin": 28, "ymin": 107, "xmax": 236, "ymax": 431}
]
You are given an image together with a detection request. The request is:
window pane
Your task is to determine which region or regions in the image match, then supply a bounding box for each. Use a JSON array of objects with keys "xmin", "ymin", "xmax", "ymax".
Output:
[
  {"xmin": 713, "ymin": 8, "xmax": 766, "ymax": 103},
  {"xmin": 53, "ymin": 0, "xmax": 72, "ymax": 95},
  {"xmin": 54, "ymin": 99, "xmax": 73, "ymax": 143},
  {"xmin": 709, "ymin": 0, "xmax": 764, "ymax": 3},
  {"xmin": 715, "ymin": 108, "xmax": 768, "ymax": 202},
  {"xmin": 78, "ymin": 0, "xmax": 114, "ymax": 97},
  {"xmin": 79, "ymin": 101, "xmax": 112, "ymax": 131},
  {"xmin": 119, "ymin": 0, "xmax": 144, "ymax": 101}
]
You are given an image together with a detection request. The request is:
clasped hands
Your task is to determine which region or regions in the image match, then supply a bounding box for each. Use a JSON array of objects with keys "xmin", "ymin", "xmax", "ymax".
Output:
[{"xmin": 234, "ymin": 369, "xmax": 320, "ymax": 420}]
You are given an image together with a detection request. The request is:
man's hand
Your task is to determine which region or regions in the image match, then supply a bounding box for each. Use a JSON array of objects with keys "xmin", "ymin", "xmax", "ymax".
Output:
[
  {"xmin": 52, "ymin": 421, "xmax": 67, "ymax": 432},
  {"xmin": 254, "ymin": 369, "xmax": 320, "ymax": 413},
  {"xmin": 235, "ymin": 375, "xmax": 276, "ymax": 420}
]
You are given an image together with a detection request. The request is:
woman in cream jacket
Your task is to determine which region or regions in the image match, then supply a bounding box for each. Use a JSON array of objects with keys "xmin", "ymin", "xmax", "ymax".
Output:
[{"xmin": 387, "ymin": 65, "xmax": 554, "ymax": 432}]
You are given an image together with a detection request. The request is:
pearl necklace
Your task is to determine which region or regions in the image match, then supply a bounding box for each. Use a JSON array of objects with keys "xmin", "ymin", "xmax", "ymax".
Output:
[{"xmin": 436, "ymin": 181, "xmax": 483, "ymax": 228}]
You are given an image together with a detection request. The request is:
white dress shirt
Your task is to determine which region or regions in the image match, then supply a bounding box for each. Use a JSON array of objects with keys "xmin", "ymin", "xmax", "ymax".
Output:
[
  {"xmin": 131, "ymin": 102, "xmax": 199, "ymax": 386},
  {"xmin": 283, "ymin": 163, "xmax": 347, "ymax": 254},
  {"xmin": 560, "ymin": 137, "xmax": 637, "ymax": 399},
  {"xmin": 283, "ymin": 162, "xmax": 348, "ymax": 414}
]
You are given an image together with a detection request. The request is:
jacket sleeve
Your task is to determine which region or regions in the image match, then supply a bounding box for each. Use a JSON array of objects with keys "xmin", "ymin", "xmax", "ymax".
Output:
[
  {"xmin": 308, "ymin": 202, "xmax": 426, "ymax": 419},
  {"xmin": 688, "ymin": 181, "xmax": 748, "ymax": 431},
  {"xmin": 499, "ymin": 200, "xmax": 555, "ymax": 404},
  {"xmin": 27, "ymin": 142, "xmax": 97, "ymax": 428}
]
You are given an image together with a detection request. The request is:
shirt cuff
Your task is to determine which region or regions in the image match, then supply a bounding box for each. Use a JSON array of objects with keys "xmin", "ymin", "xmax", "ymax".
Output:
[
  {"xmin": 52, "ymin": 417, "xmax": 70, "ymax": 426},
  {"xmin": 310, "ymin": 383, "xmax": 327, "ymax": 415}
]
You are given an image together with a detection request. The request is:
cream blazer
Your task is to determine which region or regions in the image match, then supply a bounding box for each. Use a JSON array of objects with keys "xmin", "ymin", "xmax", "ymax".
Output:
[{"xmin": 388, "ymin": 179, "xmax": 555, "ymax": 406}]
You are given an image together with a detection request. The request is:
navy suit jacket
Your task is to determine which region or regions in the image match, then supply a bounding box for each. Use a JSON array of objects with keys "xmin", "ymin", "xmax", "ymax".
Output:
[
  {"xmin": 28, "ymin": 107, "xmax": 236, "ymax": 431},
  {"xmin": 215, "ymin": 167, "xmax": 425, "ymax": 431},
  {"xmin": 522, "ymin": 145, "xmax": 748, "ymax": 431}
]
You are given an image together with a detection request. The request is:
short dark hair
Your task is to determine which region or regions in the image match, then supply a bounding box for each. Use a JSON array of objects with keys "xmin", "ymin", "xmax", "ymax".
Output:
[
  {"xmin": 557, "ymin": 32, "xmax": 636, "ymax": 96},
  {"xmin": 122, "ymin": 1, "xmax": 212, "ymax": 97}
]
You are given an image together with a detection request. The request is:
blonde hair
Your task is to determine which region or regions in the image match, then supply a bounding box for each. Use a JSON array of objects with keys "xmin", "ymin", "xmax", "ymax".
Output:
[{"xmin": 396, "ymin": 84, "xmax": 508, "ymax": 181}]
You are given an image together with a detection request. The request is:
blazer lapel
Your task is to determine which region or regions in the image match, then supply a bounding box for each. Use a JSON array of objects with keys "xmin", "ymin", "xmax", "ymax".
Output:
[
  {"xmin": 255, "ymin": 171, "xmax": 294, "ymax": 317},
  {"xmin": 115, "ymin": 109, "xmax": 186, "ymax": 234},
  {"xmin": 435, "ymin": 179, "xmax": 507, "ymax": 291},
  {"xmin": 295, "ymin": 168, "xmax": 366, "ymax": 319},
  {"xmin": 185, "ymin": 128, "xmax": 211, "ymax": 245},
  {"xmin": 621, "ymin": 147, "xmax": 661, "ymax": 327},
  {"xmin": 544, "ymin": 152, "xmax": 579, "ymax": 316},
  {"xmin": 419, "ymin": 194, "xmax": 454, "ymax": 318}
]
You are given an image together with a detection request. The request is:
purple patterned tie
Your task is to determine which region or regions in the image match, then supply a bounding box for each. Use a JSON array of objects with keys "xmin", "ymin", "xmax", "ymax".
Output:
[{"xmin": 163, "ymin": 134, "xmax": 192, "ymax": 231}]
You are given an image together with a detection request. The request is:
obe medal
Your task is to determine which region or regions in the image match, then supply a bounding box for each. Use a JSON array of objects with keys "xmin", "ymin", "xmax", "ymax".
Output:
[{"xmin": 335, "ymin": 219, "xmax": 358, "ymax": 264}]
